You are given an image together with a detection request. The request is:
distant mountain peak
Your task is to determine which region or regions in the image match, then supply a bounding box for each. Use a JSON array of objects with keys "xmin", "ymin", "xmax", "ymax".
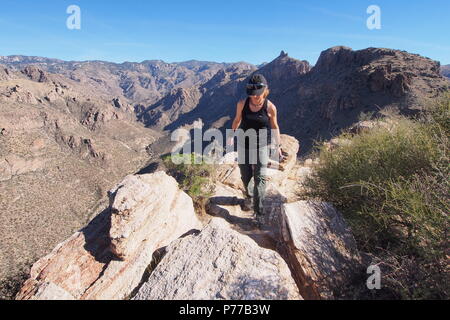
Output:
[{"xmin": 441, "ymin": 64, "xmax": 450, "ymax": 79}]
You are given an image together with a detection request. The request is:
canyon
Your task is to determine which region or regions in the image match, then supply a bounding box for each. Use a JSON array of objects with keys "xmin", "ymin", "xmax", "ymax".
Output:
[{"xmin": 0, "ymin": 47, "xmax": 448, "ymax": 299}]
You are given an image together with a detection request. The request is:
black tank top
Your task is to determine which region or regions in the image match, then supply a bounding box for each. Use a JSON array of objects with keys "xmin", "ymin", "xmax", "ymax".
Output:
[{"xmin": 239, "ymin": 97, "xmax": 271, "ymax": 149}]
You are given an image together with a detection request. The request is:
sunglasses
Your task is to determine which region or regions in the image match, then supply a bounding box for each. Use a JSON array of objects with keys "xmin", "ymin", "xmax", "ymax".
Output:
[{"xmin": 246, "ymin": 83, "xmax": 267, "ymax": 90}]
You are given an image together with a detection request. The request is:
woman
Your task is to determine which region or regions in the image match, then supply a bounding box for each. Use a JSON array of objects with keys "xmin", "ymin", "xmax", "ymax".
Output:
[{"xmin": 227, "ymin": 74, "xmax": 283, "ymax": 225}]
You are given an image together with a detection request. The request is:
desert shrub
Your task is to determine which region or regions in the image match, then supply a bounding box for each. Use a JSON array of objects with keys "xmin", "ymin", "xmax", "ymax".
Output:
[
  {"xmin": 0, "ymin": 265, "xmax": 30, "ymax": 300},
  {"xmin": 304, "ymin": 94, "xmax": 449, "ymax": 299},
  {"xmin": 358, "ymin": 110, "xmax": 376, "ymax": 122},
  {"xmin": 162, "ymin": 153, "xmax": 216, "ymax": 213}
]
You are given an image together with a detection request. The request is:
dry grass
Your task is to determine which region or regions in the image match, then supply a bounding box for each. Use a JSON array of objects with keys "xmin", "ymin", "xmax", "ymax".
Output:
[{"xmin": 303, "ymin": 93, "xmax": 449, "ymax": 299}]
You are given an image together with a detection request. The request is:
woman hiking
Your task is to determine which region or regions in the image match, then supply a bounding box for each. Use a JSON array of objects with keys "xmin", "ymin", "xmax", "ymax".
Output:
[{"xmin": 227, "ymin": 74, "xmax": 284, "ymax": 227}]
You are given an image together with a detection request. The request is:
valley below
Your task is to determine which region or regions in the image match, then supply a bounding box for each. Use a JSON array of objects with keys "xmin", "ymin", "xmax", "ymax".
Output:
[{"xmin": 0, "ymin": 47, "xmax": 448, "ymax": 300}]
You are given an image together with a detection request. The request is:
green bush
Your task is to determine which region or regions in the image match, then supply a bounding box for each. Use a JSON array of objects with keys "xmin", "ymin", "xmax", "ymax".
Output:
[
  {"xmin": 162, "ymin": 153, "xmax": 216, "ymax": 200},
  {"xmin": 304, "ymin": 94, "xmax": 449, "ymax": 299}
]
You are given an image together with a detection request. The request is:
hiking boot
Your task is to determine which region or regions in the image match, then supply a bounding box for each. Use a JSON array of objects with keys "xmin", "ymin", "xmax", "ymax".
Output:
[
  {"xmin": 254, "ymin": 214, "xmax": 265, "ymax": 229},
  {"xmin": 240, "ymin": 197, "xmax": 253, "ymax": 211}
]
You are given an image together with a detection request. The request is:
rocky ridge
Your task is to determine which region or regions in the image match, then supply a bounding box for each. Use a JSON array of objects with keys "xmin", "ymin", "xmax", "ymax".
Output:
[
  {"xmin": 0, "ymin": 65, "xmax": 164, "ymax": 291},
  {"xmin": 3, "ymin": 47, "xmax": 448, "ymax": 300},
  {"xmin": 138, "ymin": 47, "xmax": 450, "ymax": 155},
  {"xmin": 0, "ymin": 55, "xmax": 256, "ymax": 106},
  {"xmin": 3, "ymin": 48, "xmax": 447, "ymax": 158},
  {"xmin": 16, "ymin": 135, "xmax": 363, "ymax": 300}
]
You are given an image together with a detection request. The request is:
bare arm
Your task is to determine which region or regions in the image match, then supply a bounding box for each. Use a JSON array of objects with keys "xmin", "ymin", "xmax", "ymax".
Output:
[
  {"xmin": 268, "ymin": 101, "xmax": 281, "ymax": 147},
  {"xmin": 227, "ymin": 100, "xmax": 245, "ymax": 145},
  {"xmin": 231, "ymin": 100, "xmax": 245, "ymax": 131}
]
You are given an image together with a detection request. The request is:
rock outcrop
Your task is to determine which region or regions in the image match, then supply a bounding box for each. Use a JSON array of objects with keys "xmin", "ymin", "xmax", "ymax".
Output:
[
  {"xmin": 0, "ymin": 155, "xmax": 46, "ymax": 181},
  {"xmin": 133, "ymin": 218, "xmax": 302, "ymax": 300},
  {"xmin": 208, "ymin": 135, "xmax": 362, "ymax": 300},
  {"xmin": 280, "ymin": 201, "xmax": 362, "ymax": 299},
  {"xmin": 108, "ymin": 173, "xmax": 201, "ymax": 260},
  {"xmin": 215, "ymin": 135, "xmax": 300, "ymax": 193},
  {"xmin": 279, "ymin": 46, "xmax": 449, "ymax": 154},
  {"xmin": 138, "ymin": 87, "xmax": 203, "ymax": 129},
  {"xmin": 0, "ymin": 67, "xmax": 11, "ymax": 81},
  {"xmin": 21, "ymin": 65, "xmax": 48, "ymax": 83},
  {"xmin": 16, "ymin": 172, "xmax": 202, "ymax": 300},
  {"xmin": 0, "ymin": 66, "xmax": 164, "ymax": 290},
  {"xmin": 14, "ymin": 134, "xmax": 364, "ymax": 300}
]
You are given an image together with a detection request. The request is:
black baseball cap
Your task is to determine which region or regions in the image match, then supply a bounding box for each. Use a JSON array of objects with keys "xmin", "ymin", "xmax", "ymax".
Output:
[{"xmin": 246, "ymin": 73, "xmax": 268, "ymax": 96}]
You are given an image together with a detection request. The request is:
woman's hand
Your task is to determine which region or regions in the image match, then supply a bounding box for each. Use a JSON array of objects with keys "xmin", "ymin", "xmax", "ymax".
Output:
[
  {"xmin": 227, "ymin": 136, "xmax": 234, "ymax": 146},
  {"xmin": 278, "ymin": 147, "xmax": 287, "ymax": 162}
]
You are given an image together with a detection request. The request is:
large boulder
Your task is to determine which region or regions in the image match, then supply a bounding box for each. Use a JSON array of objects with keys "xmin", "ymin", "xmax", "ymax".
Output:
[
  {"xmin": 215, "ymin": 134, "xmax": 300, "ymax": 191},
  {"xmin": 16, "ymin": 171, "xmax": 202, "ymax": 300},
  {"xmin": 132, "ymin": 218, "xmax": 302, "ymax": 300},
  {"xmin": 265, "ymin": 134, "xmax": 300, "ymax": 179},
  {"xmin": 280, "ymin": 201, "xmax": 362, "ymax": 299},
  {"xmin": 215, "ymin": 152, "xmax": 246, "ymax": 192},
  {"xmin": 108, "ymin": 173, "xmax": 197, "ymax": 260},
  {"xmin": 28, "ymin": 282, "xmax": 75, "ymax": 300}
]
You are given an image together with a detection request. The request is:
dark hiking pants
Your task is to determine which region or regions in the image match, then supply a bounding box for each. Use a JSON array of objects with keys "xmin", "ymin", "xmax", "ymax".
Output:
[{"xmin": 237, "ymin": 145, "xmax": 269, "ymax": 216}]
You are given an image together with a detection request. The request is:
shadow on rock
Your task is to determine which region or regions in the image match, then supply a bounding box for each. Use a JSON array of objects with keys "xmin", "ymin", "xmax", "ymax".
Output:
[
  {"xmin": 206, "ymin": 196, "xmax": 256, "ymax": 232},
  {"xmin": 81, "ymin": 207, "xmax": 118, "ymax": 264}
]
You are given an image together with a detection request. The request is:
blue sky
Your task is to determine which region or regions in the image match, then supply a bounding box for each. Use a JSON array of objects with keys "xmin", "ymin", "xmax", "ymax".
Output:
[{"xmin": 0, "ymin": 0, "xmax": 449, "ymax": 65}]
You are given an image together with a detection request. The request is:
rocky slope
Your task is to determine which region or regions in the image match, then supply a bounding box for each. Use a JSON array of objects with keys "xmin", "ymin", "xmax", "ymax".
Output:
[
  {"xmin": 0, "ymin": 56, "xmax": 256, "ymax": 297},
  {"xmin": 0, "ymin": 65, "xmax": 165, "ymax": 294},
  {"xmin": 273, "ymin": 46, "xmax": 450, "ymax": 153},
  {"xmin": 4, "ymin": 48, "xmax": 447, "ymax": 158},
  {"xmin": 138, "ymin": 63, "xmax": 257, "ymax": 130},
  {"xmin": 138, "ymin": 47, "xmax": 449, "ymax": 155},
  {"xmin": 133, "ymin": 218, "xmax": 301, "ymax": 300},
  {"xmin": 0, "ymin": 55, "xmax": 256, "ymax": 106},
  {"xmin": 15, "ymin": 135, "xmax": 363, "ymax": 300},
  {"xmin": 2, "ymin": 47, "xmax": 449, "ymax": 299},
  {"xmin": 16, "ymin": 172, "xmax": 201, "ymax": 300},
  {"xmin": 138, "ymin": 52, "xmax": 310, "ymax": 132}
]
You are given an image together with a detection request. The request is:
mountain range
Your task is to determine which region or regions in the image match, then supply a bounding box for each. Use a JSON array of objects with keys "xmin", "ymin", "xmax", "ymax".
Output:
[
  {"xmin": 441, "ymin": 64, "xmax": 450, "ymax": 78},
  {"xmin": 138, "ymin": 47, "xmax": 449, "ymax": 153},
  {"xmin": 0, "ymin": 47, "xmax": 449, "ymax": 297},
  {"xmin": 0, "ymin": 55, "xmax": 255, "ymax": 106}
]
